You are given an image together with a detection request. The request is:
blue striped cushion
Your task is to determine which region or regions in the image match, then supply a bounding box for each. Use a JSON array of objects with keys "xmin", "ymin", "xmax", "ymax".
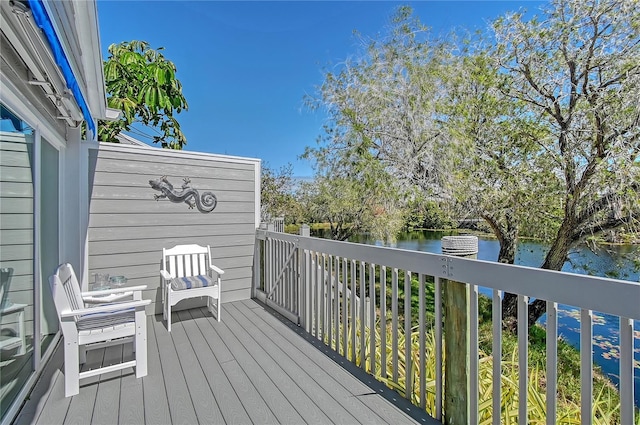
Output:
[
  {"xmin": 77, "ymin": 309, "xmax": 135, "ymax": 331},
  {"xmin": 171, "ymin": 275, "xmax": 213, "ymax": 291}
]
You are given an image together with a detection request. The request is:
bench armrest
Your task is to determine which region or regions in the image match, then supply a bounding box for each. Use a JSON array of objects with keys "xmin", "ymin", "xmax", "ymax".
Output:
[
  {"xmin": 60, "ymin": 299, "xmax": 151, "ymax": 317},
  {"xmin": 208, "ymin": 262, "xmax": 225, "ymax": 276},
  {"xmin": 81, "ymin": 285, "xmax": 147, "ymax": 297},
  {"xmin": 160, "ymin": 270, "xmax": 173, "ymax": 281}
]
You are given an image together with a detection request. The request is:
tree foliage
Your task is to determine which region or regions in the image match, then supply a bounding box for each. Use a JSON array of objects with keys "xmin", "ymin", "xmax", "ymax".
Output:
[
  {"xmin": 493, "ymin": 0, "xmax": 640, "ymax": 269},
  {"xmin": 491, "ymin": 0, "xmax": 640, "ymax": 324},
  {"xmin": 99, "ymin": 41, "xmax": 188, "ymax": 149},
  {"xmin": 301, "ymin": 141, "xmax": 406, "ymax": 241},
  {"xmin": 308, "ymin": 0, "xmax": 640, "ymax": 327},
  {"xmin": 306, "ymin": 7, "xmax": 455, "ymax": 200},
  {"xmin": 260, "ymin": 163, "xmax": 302, "ymax": 224}
]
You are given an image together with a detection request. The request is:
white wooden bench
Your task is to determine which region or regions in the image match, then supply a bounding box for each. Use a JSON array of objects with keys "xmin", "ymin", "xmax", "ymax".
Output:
[{"xmin": 160, "ymin": 244, "xmax": 224, "ymax": 332}]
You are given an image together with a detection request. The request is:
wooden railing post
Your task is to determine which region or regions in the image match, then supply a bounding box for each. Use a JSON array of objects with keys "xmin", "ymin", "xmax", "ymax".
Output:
[{"xmin": 442, "ymin": 236, "xmax": 478, "ymax": 425}]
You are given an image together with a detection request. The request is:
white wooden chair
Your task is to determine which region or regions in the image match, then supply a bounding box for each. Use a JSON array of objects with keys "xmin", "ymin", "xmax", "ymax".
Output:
[
  {"xmin": 160, "ymin": 244, "xmax": 224, "ymax": 332},
  {"xmin": 49, "ymin": 263, "xmax": 150, "ymax": 397},
  {"xmin": 0, "ymin": 267, "xmax": 26, "ymax": 355}
]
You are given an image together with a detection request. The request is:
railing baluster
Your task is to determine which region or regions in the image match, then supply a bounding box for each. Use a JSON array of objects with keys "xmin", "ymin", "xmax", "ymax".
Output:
[
  {"xmin": 334, "ymin": 256, "xmax": 340, "ymax": 352},
  {"xmin": 303, "ymin": 248, "xmax": 310, "ymax": 331},
  {"xmin": 351, "ymin": 259, "xmax": 357, "ymax": 361},
  {"xmin": 327, "ymin": 255, "xmax": 333, "ymax": 347},
  {"xmin": 319, "ymin": 253, "xmax": 324, "ymax": 337},
  {"xmin": 546, "ymin": 301, "xmax": 558, "ymax": 425},
  {"xmin": 281, "ymin": 240, "xmax": 285, "ymax": 307},
  {"xmin": 381, "ymin": 265, "xmax": 387, "ymax": 379},
  {"xmin": 392, "ymin": 268, "xmax": 399, "ymax": 383},
  {"xmin": 282, "ymin": 242, "xmax": 296, "ymax": 311},
  {"xmin": 293, "ymin": 242, "xmax": 297, "ymax": 312},
  {"xmin": 274, "ymin": 240, "xmax": 278, "ymax": 304},
  {"xmin": 343, "ymin": 257, "xmax": 349, "ymax": 357},
  {"xmin": 283, "ymin": 241, "xmax": 288, "ymax": 309},
  {"xmin": 518, "ymin": 295, "xmax": 529, "ymax": 424},
  {"xmin": 492, "ymin": 290, "xmax": 502, "ymax": 425},
  {"xmin": 435, "ymin": 276, "xmax": 442, "ymax": 421},
  {"xmin": 470, "ymin": 284, "xmax": 479, "ymax": 424},
  {"xmin": 312, "ymin": 252, "xmax": 316, "ymax": 337},
  {"xmin": 581, "ymin": 309, "xmax": 593, "ymax": 425},
  {"xmin": 369, "ymin": 263, "xmax": 376, "ymax": 376},
  {"xmin": 359, "ymin": 260, "xmax": 366, "ymax": 368},
  {"xmin": 274, "ymin": 240, "xmax": 279, "ymax": 304},
  {"xmin": 419, "ymin": 274, "xmax": 426, "ymax": 409},
  {"xmin": 619, "ymin": 316, "xmax": 634, "ymax": 425},
  {"xmin": 266, "ymin": 238, "xmax": 271, "ymax": 297},
  {"xmin": 404, "ymin": 270, "xmax": 412, "ymax": 400},
  {"xmin": 290, "ymin": 242, "xmax": 295, "ymax": 312}
]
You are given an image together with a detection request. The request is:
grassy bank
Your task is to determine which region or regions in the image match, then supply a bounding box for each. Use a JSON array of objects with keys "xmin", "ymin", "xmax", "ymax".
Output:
[{"xmin": 332, "ymin": 308, "xmax": 629, "ymax": 424}]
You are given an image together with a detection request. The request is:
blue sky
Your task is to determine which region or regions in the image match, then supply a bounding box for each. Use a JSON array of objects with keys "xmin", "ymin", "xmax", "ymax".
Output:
[{"xmin": 97, "ymin": 1, "xmax": 544, "ymax": 177}]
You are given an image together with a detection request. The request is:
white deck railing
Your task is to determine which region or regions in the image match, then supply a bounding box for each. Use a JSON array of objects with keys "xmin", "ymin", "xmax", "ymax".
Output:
[{"xmin": 253, "ymin": 229, "xmax": 639, "ymax": 424}]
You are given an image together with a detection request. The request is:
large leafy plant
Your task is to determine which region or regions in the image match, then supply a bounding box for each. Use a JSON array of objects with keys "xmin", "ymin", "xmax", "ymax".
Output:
[{"xmin": 99, "ymin": 41, "xmax": 188, "ymax": 149}]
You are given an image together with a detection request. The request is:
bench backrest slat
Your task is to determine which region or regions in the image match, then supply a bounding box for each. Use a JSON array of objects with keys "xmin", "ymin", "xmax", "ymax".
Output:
[{"xmin": 163, "ymin": 244, "xmax": 211, "ymax": 278}]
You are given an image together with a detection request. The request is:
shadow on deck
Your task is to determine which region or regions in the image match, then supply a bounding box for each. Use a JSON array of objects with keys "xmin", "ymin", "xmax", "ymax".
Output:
[{"xmin": 14, "ymin": 299, "xmax": 438, "ymax": 424}]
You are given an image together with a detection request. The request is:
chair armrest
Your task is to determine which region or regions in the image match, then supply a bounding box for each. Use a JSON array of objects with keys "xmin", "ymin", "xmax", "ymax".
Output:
[
  {"xmin": 81, "ymin": 285, "xmax": 147, "ymax": 297},
  {"xmin": 208, "ymin": 262, "xmax": 225, "ymax": 275},
  {"xmin": 60, "ymin": 299, "xmax": 151, "ymax": 317},
  {"xmin": 160, "ymin": 270, "xmax": 173, "ymax": 281},
  {"xmin": 83, "ymin": 292, "xmax": 133, "ymax": 304}
]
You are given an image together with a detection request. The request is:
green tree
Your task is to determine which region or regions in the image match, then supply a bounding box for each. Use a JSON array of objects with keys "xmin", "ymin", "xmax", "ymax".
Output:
[
  {"xmin": 260, "ymin": 163, "xmax": 301, "ymax": 224},
  {"xmin": 446, "ymin": 50, "xmax": 563, "ymax": 323},
  {"xmin": 301, "ymin": 139, "xmax": 406, "ymax": 242},
  {"xmin": 309, "ymin": 1, "xmax": 640, "ymax": 327},
  {"xmin": 491, "ymin": 0, "xmax": 640, "ymax": 325},
  {"xmin": 306, "ymin": 7, "xmax": 454, "ymax": 202},
  {"xmin": 99, "ymin": 41, "xmax": 188, "ymax": 149}
]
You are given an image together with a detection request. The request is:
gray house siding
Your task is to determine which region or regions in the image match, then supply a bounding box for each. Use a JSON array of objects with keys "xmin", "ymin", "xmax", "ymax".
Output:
[
  {"xmin": 0, "ymin": 136, "xmax": 34, "ymax": 334},
  {"xmin": 87, "ymin": 143, "xmax": 260, "ymax": 315}
]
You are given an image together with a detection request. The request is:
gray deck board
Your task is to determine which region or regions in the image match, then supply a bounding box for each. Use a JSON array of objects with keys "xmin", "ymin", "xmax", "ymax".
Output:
[
  {"xmin": 169, "ymin": 311, "xmax": 224, "ymax": 424},
  {"xmin": 118, "ymin": 343, "xmax": 145, "ymax": 425},
  {"xmin": 226, "ymin": 302, "xmax": 361, "ymax": 424},
  {"xmin": 33, "ymin": 365, "xmax": 70, "ymax": 425},
  {"xmin": 222, "ymin": 360, "xmax": 279, "ymax": 424},
  {"xmin": 142, "ymin": 316, "xmax": 172, "ymax": 425},
  {"xmin": 205, "ymin": 307, "xmax": 306, "ymax": 424},
  {"xmin": 64, "ymin": 348, "xmax": 103, "ymax": 424},
  {"xmin": 152, "ymin": 315, "xmax": 199, "ymax": 424},
  {"xmin": 17, "ymin": 299, "xmax": 436, "ymax": 425},
  {"xmin": 233, "ymin": 301, "xmax": 391, "ymax": 424},
  {"xmin": 13, "ymin": 341, "xmax": 64, "ymax": 425},
  {"xmin": 239, "ymin": 300, "xmax": 373, "ymax": 396},
  {"xmin": 176, "ymin": 309, "xmax": 253, "ymax": 425},
  {"xmin": 92, "ymin": 344, "xmax": 126, "ymax": 425},
  {"xmin": 222, "ymin": 305, "xmax": 334, "ymax": 424}
]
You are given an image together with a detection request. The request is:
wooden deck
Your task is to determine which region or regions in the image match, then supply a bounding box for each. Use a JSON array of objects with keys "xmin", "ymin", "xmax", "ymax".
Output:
[{"xmin": 13, "ymin": 299, "xmax": 437, "ymax": 425}]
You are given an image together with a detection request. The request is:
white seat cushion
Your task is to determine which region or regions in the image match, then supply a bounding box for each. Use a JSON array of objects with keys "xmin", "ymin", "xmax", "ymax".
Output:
[{"xmin": 171, "ymin": 275, "xmax": 213, "ymax": 291}]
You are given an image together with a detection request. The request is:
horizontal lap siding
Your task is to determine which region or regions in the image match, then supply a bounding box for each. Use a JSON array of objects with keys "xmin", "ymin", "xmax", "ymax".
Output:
[
  {"xmin": 87, "ymin": 144, "xmax": 259, "ymax": 315},
  {"xmin": 0, "ymin": 136, "xmax": 34, "ymax": 333}
]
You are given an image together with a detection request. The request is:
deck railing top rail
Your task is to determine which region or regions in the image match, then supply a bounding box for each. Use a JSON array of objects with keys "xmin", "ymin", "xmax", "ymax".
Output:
[{"xmin": 256, "ymin": 229, "xmax": 640, "ymax": 321}]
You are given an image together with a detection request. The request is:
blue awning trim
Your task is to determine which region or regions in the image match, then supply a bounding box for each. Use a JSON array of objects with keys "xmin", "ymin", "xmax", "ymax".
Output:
[{"xmin": 27, "ymin": 0, "xmax": 97, "ymax": 136}]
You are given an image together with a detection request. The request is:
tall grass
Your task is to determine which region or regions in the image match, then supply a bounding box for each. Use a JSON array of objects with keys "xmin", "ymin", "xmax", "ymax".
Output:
[{"xmin": 324, "ymin": 320, "xmax": 633, "ymax": 424}]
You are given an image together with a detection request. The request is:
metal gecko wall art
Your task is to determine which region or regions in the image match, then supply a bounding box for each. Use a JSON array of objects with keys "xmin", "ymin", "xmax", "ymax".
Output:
[{"xmin": 149, "ymin": 176, "xmax": 218, "ymax": 213}]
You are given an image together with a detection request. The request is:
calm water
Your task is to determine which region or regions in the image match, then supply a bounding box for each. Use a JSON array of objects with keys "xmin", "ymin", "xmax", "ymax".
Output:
[{"xmin": 322, "ymin": 229, "xmax": 640, "ymax": 407}]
